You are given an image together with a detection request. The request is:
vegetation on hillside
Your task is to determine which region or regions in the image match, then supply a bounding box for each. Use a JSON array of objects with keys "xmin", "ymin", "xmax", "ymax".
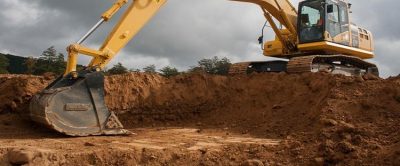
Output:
[
  {"xmin": 107, "ymin": 63, "xmax": 128, "ymax": 75},
  {"xmin": 189, "ymin": 56, "xmax": 231, "ymax": 75},
  {"xmin": 34, "ymin": 46, "xmax": 66, "ymax": 75},
  {"xmin": 159, "ymin": 66, "xmax": 180, "ymax": 77},
  {"xmin": 142, "ymin": 65, "xmax": 157, "ymax": 73},
  {"xmin": 0, "ymin": 54, "xmax": 9, "ymax": 74},
  {"xmin": 1, "ymin": 48, "xmax": 232, "ymax": 77}
]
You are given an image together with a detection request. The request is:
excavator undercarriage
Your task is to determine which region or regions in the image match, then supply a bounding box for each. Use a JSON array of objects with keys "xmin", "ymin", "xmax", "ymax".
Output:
[{"xmin": 229, "ymin": 55, "xmax": 379, "ymax": 76}]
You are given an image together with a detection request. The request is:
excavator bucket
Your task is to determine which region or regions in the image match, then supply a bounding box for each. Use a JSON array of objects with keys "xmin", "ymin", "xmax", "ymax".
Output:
[{"xmin": 30, "ymin": 71, "xmax": 129, "ymax": 136}]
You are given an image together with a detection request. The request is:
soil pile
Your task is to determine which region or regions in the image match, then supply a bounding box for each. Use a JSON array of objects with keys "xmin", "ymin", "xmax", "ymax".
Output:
[
  {"xmin": 105, "ymin": 72, "xmax": 400, "ymax": 165},
  {"xmin": 104, "ymin": 72, "xmax": 230, "ymax": 122},
  {"xmin": 0, "ymin": 73, "xmax": 399, "ymax": 165},
  {"xmin": 0, "ymin": 75, "xmax": 51, "ymax": 114}
]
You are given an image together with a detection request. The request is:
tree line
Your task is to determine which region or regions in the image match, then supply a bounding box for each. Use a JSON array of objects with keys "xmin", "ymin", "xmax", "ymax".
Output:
[
  {"xmin": 0, "ymin": 46, "xmax": 67, "ymax": 75},
  {"xmin": 107, "ymin": 56, "xmax": 231, "ymax": 77},
  {"xmin": 0, "ymin": 46, "xmax": 232, "ymax": 77}
]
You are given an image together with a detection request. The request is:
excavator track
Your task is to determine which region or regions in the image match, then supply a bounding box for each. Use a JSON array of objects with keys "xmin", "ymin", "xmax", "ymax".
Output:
[
  {"xmin": 228, "ymin": 62, "xmax": 252, "ymax": 74},
  {"xmin": 286, "ymin": 56, "xmax": 316, "ymax": 73},
  {"xmin": 229, "ymin": 61, "xmax": 288, "ymax": 75},
  {"xmin": 287, "ymin": 55, "xmax": 379, "ymax": 76}
]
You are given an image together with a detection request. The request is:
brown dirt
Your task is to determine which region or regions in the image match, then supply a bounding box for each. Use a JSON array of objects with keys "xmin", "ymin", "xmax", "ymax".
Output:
[
  {"xmin": 0, "ymin": 73, "xmax": 399, "ymax": 165},
  {"xmin": 0, "ymin": 75, "xmax": 51, "ymax": 114}
]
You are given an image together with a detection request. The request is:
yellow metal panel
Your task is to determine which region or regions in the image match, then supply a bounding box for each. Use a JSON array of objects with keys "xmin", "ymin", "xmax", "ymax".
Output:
[
  {"xmin": 263, "ymin": 40, "xmax": 284, "ymax": 57},
  {"xmin": 298, "ymin": 41, "xmax": 374, "ymax": 59}
]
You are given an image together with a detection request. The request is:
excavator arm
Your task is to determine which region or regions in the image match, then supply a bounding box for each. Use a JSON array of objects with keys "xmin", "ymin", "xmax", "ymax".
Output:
[
  {"xmin": 66, "ymin": 0, "xmax": 166, "ymax": 75},
  {"xmin": 30, "ymin": 0, "xmax": 300, "ymax": 136}
]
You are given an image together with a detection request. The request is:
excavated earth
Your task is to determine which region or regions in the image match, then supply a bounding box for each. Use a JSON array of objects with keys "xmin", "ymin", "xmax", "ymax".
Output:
[{"xmin": 0, "ymin": 72, "xmax": 399, "ymax": 165}]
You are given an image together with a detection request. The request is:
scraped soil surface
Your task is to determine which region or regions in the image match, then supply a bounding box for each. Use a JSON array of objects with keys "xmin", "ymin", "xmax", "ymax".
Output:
[{"xmin": 0, "ymin": 73, "xmax": 399, "ymax": 165}]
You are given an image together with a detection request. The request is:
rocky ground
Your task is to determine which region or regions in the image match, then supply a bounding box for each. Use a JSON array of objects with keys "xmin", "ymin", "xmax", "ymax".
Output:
[{"xmin": 0, "ymin": 72, "xmax": 399, "ymax": 165}]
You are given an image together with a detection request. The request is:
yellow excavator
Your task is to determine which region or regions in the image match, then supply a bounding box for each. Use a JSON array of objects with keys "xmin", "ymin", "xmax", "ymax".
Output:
[{"xmin": 30, "ymin": 0, "xmax": 378, "ymax": 136}]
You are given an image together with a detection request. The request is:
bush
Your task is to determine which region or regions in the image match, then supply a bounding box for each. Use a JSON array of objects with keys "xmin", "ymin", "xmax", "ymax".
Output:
[
  {"xmin": 143, "ymin": 65, "xmax": 156, "ymax": 73},
  {"xmin": 107, "ymin": 63, "xmax": 128, "ymax": 75},
  {"xmin": 190, "ymin": 56, "xmax": 231, "ymax": 75},
  {"xmin": 160, "ymin": 66, "xmax": 179, "ymax": 77}
]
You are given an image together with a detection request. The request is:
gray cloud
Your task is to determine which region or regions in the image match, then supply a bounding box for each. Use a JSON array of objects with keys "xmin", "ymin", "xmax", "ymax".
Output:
[{"xmin": 0, "ymin": 0, "xmax": 398, "ymax": 77}]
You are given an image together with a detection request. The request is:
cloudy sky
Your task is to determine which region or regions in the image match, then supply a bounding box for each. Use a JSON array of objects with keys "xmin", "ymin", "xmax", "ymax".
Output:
[{"xmin": 0, "ymin": 0, "xmax": 398, "ymax": 77}]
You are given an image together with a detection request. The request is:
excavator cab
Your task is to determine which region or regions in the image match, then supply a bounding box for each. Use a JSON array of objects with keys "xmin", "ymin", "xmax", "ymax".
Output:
[
  {"xmin": 298, "ymin": 0, "xmax": 350, "ymax": 45},
  {"xmin": 297, "ymin": 0, "xmax": 374, "ymax": 59}
]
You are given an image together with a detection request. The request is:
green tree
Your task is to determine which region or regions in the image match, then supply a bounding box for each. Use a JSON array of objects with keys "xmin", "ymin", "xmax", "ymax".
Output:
[
  {"xmin": 34, "ymin": 46, "xmax": 66, "ymax": 75},
  {"xmin": 24, "ymin": 56, "xmax": 37, "ymax": 74},
  {"xmin": 143, "ymin": 64, "xmax": 156, "ymax": 73},
  {"xmin": 191, "ymin": 56, "xmax": 231, "ymax": 75},
  {"xmin": 159, "ymin": 66, "xmax": 179, "ymax": 77},
  {"xmin": 107, "ymin": 62, "xmax": 128, "ymax": 75},
  {"xmin": 214, "ymin": 57, "xmax": 231, "ymax": 75},
  {"xmin": 54, "ymin": 53, "xmax": 66, "ymax": 74},
  {"xmin": 0, "ymin": 54, "xmax": 9, "ymax": 74}
]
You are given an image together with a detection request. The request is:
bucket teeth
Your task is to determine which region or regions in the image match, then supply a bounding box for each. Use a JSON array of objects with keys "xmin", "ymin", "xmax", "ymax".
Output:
[
  {"xmin": 105, "ymin": 112, "xmax": 124, "ymax": 129},
  {"xmin": 29, "ymin": 71, "xmax": 130, "ymax": 136}
]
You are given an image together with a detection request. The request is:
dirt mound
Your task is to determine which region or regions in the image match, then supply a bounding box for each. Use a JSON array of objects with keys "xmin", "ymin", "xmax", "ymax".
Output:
[
  {"xmin": 0, "ymin": 75, "xmax": 51, "ymax": 114},
  {"xmin": 104, "ymin": 72, "xmax": 400, "ymax": 165},
  {"xmin": 0, "ymin": 72, "xmax": 399, "ymax": 165},
  {"xmin": 105, "ymin": 73, "xmax": 334, "ymax": 132},
  {"xmin": 104, "ymin": 73, "xmax": 230, "ymax": 124}
]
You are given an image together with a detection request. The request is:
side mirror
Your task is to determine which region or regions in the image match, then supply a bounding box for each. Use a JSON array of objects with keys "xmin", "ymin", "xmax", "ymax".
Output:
[
  {"xmin": 327, "ymin": 4, "xmax": 334, "ymax": 13},
  {"xmin": 258, "ymin": 35, "xmax": 263, "ymax": 44}
]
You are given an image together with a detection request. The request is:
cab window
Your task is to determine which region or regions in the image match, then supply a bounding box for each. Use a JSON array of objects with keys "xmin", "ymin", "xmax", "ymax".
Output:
[
  {"xmin": 326, "ymin": 4, "xmax": 340, "ymax": 37},
  {"xmin": 298, "ymin": 0, "xmax": 324, "ymax": 43}
]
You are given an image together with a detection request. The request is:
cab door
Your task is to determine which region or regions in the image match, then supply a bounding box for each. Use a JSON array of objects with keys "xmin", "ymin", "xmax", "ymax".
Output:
[
  {"xmin": 298, "ymin": 0, "xmax": 325, "ymax": 44},
  {"xmin": 325, "ymin": 0, "xmax": 350, "ymax": 46}
]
